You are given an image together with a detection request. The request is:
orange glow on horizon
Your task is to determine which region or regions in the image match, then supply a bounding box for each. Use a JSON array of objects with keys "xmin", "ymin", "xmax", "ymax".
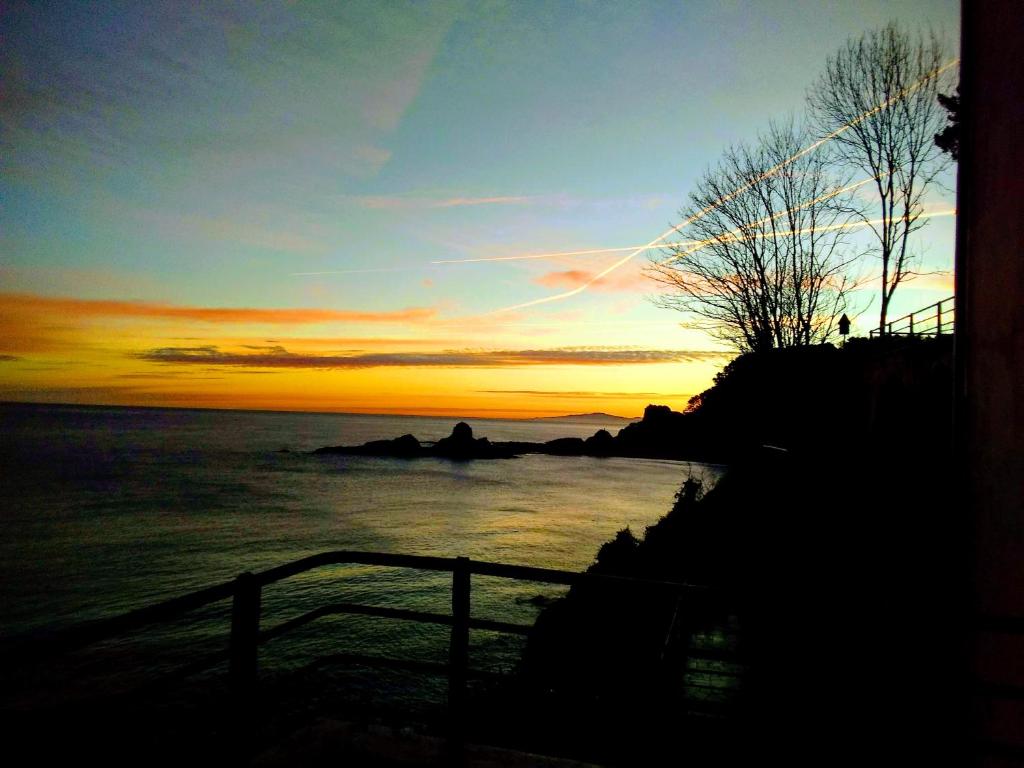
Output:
[{"xmin": 0, "ymin": 291, "xmax": 725, "ymax": 419}]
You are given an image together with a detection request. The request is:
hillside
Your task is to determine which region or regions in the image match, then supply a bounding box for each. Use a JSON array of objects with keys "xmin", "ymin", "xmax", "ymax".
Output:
[
  {"xmin": 610, "ymin": 335, "xmax": 954, "ymax": 462},
  {"xmin": 529, "ymin": 412, "xmax": 639, "ymax": 424},
  {"xmin": 503, "ymin": 334, "xmax": 959, "ymax": 764}
]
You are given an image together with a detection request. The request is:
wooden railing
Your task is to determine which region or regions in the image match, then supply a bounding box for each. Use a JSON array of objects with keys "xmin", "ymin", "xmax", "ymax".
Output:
[
  {"xmin": 4, "ymin": 551, "xmax": 705, "ymax": 744},
  {"xmin": 869, "ymin": 296, "xmax": 955, "ymax": 338}
]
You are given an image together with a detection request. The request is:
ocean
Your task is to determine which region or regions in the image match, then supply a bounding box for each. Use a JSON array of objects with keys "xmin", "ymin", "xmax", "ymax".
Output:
[{"xmin": 0, "ymin": 402, "xmax": 722, "ymax": 710}]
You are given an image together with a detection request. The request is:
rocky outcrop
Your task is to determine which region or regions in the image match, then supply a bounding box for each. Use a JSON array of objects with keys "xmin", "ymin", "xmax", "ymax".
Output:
[
  {"xmin": 315, "ymin": 422, "xmax": 519, "ymax": 460},
  {"xmin": 313, "ymin": 406, "xmax": 707, "ymax": 461},
  {"xmin": 313, "ymin": 433, "xmax": 423, "ymax": 457},
  {"xmin": 432, "ymin": 422, "xmax": 519, "ymax": 460}
]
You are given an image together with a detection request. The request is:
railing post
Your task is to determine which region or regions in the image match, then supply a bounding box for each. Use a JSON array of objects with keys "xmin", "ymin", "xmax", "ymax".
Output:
[
  {"xmin": 448, "ymin": 556, "xmax": 471, "ymax": 757},
  {"xmin": 937, "ymin": 301, "xmax": 943, "ymax": 335},
  {"xmin": 909, "ymin": 312, "xmax": 915, "ymax": 336},
  {"xmin": 229, "ymin": 572, "xmax": 261, "ymax": 696}
]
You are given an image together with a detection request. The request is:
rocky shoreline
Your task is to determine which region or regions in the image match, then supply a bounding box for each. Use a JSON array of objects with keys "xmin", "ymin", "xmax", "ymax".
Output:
[{"xmin": 312, "ymin": 405, "xmax": 695, "ymax": 461}]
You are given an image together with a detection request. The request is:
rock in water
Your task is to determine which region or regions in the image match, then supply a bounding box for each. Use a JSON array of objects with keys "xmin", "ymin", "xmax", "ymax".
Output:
[
  {"xmin": 451, "ymin": 422, "xmax": 473, "ymax": 441},
  {"xmin": 434, "ymin": 422, "xmax": 479, "ymax": 459}
]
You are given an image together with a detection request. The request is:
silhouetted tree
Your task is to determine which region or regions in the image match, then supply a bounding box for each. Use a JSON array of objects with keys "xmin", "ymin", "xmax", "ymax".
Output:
[
  {"xmin": 934, "ymin": 87, "xmax": 960, "ymax": 160},
  {"xmin": 808, "ymin": 23, "xmax": 954, "ymax": 336},
  {"xmin": 648, "ymin": 119, "xmax": 861, "ymax": 353}
]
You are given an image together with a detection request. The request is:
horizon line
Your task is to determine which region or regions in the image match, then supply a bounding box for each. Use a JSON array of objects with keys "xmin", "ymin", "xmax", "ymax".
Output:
[{"xmin": 0, "ymin": 399, "xmax": 649, "ymax": 423}]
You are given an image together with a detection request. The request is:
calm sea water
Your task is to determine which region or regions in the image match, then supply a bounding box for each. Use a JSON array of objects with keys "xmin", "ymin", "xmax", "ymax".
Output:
[{"xmin": 0, "ymin": 403, "xmax": 721, "ymax": 707}]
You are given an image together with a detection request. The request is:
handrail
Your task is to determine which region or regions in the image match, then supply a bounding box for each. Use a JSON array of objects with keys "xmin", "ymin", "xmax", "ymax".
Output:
[
  {"xmin": 254, "ymin": 550, "xmax": 459, "ymax": 585},
  {"xmin": 1, "ymin": 550, "xmax": 706, "ymax": 758},
  {"xmin": 254, "ymin": 549, "xmax": 707, "ymax": 591},
  {"xmin": 4, "ymin": 577, "xmax": 239, "ymax": 661},
  {"xmin": 3, "ymin": 550, "xmax": 704, "ymax": 682},
  {"xmin": 869, "ymin": 295, "xmax": 955, "ymax": 338}
]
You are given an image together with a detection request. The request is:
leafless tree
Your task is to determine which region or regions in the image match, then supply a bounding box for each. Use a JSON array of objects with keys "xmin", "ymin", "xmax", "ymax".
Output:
[
  {"xmin": 648, "ymin": 119, "xmax": 862, "ymax": 353},
  {"xmin": 807, "ymin": 23, "xmax": 953, "ymax": 335}
]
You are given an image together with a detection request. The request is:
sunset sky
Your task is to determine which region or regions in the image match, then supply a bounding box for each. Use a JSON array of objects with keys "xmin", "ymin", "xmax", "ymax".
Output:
[{"xmin": 1, "ymin": 1, "xmax": 959, "ymax": 418}]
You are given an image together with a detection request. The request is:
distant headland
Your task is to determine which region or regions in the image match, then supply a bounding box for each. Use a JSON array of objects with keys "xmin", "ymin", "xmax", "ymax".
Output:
[{"xmin": 527, "ymin": 412, "xmax": 639, "ymax": 424}]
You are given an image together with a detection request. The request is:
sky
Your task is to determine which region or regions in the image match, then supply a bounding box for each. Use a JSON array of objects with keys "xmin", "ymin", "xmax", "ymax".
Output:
[{"xmin": 0, "ymin": 0, "xmax": 961, "ymax": 418}]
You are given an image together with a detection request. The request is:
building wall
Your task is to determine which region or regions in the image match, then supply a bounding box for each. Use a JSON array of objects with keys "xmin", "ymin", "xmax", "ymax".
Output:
[{"xmin": 957, "ymin": 0, "xmax": 1024, "ymax": 760}]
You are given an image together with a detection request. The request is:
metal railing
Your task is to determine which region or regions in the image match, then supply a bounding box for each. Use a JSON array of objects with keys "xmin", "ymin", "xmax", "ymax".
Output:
[
  {"xmin": 4, "ymin": 550, "xmax": 705, "ymax": 743},
  {"xmin": 869, "ymin": 296, "xmax": 955, "ymax": 338}
]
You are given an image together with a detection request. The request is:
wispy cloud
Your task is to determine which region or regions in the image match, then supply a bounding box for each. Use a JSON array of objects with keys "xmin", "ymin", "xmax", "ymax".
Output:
[
  {"xmin": 347, "ymin": 194, "xmax": 537, "ymax": 210},
  {"xmin": 289, "ymin": 266, "xmax": 432, "ymax": 276},
  {"xmin": 478, "ymin": 389, "xmax": 693, "ymax": 399},
  {"xmin": 431, "ymin": 244, "xmax": 668, "ymax": 265},
  {"xmin": 0, "ymin": 354, "xmax": 22, "ymax": 362},
  {"xmin": 899, "ymin": 271, "xmax": 955, "ymax": 293},
  {"xmin": 0, "ymin": 293, "xmax": 437, "ymax": 325},
  {"xmin": 348, "ymin": 144, "xmax": 394, "ymax": 178},
  {"xmin": 255, "ymin": 336, "xmax": 475, "ymax": 349},
  {"xmin": 533, "ymin": 268, "xmax": 649, "ymax": 293},
  {"xmin": 114, "ymin": 372, "xmax": 226, "ymax": 380},
  {"xmin": 136, "ymin": 345, "xmax": 730, "ymax": 369},
  {"xmin": 345, "ymin": 192, "xmax": 672, "ymax": 213}
]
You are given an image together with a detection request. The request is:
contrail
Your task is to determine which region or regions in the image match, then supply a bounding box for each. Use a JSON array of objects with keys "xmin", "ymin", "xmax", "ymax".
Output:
[
  {"xmin": 294, "ymin": 243, "xmax": 702, "ymax": 274},
  {"xmin": 658, "ymin": 209, "xmax": 957, "ymax": 265},
  {"xmin": 492, "ymin": 58, "xmax": 959, "ymax": 313},
  {"xmin": 659, "ymin": 174, "xmax": 887, "ymax": 266},
  {"xmin": 430, "ymin": 243, "xmax": 697, "ymax": 265},
  {"xmin": 492, "ymin": 224, "xmax": 686, "ymax": 313}
]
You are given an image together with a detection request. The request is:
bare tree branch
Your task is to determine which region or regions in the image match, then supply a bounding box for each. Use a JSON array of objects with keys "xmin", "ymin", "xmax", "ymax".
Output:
[
  {"xmin": 646, "ymin": 119, "xmax": 863, "ymax": 354},
  {"xmin": 807, "ymin": 23, "xmax": 954, "ymax": 335}
]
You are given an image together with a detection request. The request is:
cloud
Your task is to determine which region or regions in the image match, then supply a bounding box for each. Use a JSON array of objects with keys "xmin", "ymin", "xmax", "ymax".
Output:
[
  {"xmin": 0, "ymin": 354, "xmax": 21, "ymax": 362},
  {"xmin": 478, "ymin": 390, "xmax": 694, "ymax": 399},
  {"xmin": 348, "ymin": 194, "xmax": 536, "ymax": 210},
  {"xmin": 113, "ymin": 372, "xmax": 225, "ymax": 380},
  {"xmin": 432, "ymin": 196, "xmax": 533, "ymax": 208},
  {"xmin": 352, "ymin": 5, "xmax": 455, "ymax": 133},
  {"xmin": 0, "ymin": 293, "xmax": 437, "ymax": 325},
  {"xmin": 348, "ymin": 144, "xmax": 394, "ymax": 178},
  {"xmin": 900, "ymin": 271, "xmax": 955, "ymax": 293},
  {"xmin": 533, "ymin": 268, "xmax": 650, "ymax": 293},
  {"xmin": 534, "ymin": 270, "xmax": 591, "ymax": 288},
  {"xmin": 237, "ymin": 335, "xmax": 473, "ymax": 349},
  {"xmin": 347, "ymin": 192, "xmax": 674, "ymax": 214},
  {"xmin": 1, "ymin": 2, "xmax": 457, "ymax": 185},
  {"xmin": 135, "ymin": 345, "xmax": 730, "ymax": 369}
]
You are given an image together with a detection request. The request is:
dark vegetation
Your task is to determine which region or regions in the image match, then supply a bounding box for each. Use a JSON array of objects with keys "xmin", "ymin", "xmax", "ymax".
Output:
[
  {"xmin": 477, "ymin": 335, "xmax": 962, "ymax": 765},
  {"xmin": 316, "ymin": 336, "xmax": 954, "ymax": 466},
  {"xmin": 935, "ymin": 87, "xmax": 961, "ymax": 160}
]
